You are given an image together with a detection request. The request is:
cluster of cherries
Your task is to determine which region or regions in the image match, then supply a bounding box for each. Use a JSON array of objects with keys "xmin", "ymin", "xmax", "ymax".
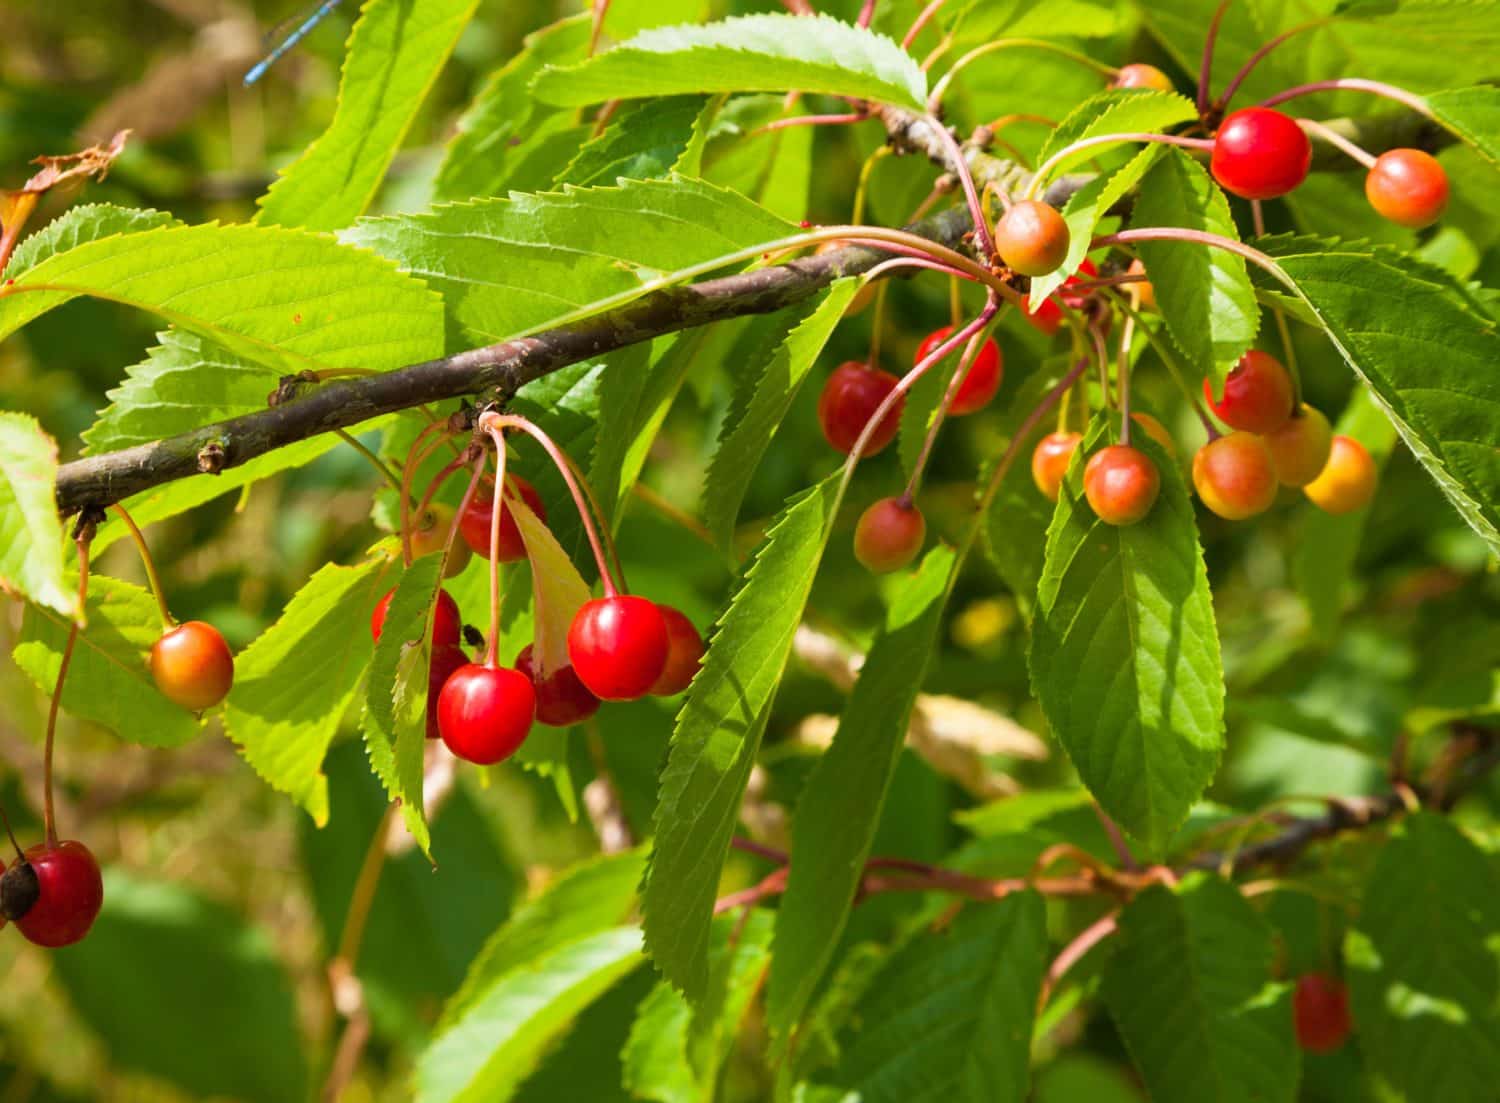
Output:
[{"xmin": 373, "ymin": 473, "xmax": 704, "ymax": 768}]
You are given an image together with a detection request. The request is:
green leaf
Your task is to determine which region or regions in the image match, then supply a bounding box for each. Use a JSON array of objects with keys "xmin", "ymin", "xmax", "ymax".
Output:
[
  {"xmin": 702, "ymin": 95, "xmax": 815, "ymax": 221},
  {"xmin": 415, "ymin": 927, "xmax": 645, "ymax": 1103},
  {"xmin": 342, "ymin": 176, "xmax": 791, "ymax": 348},
  {"xmin": 622, "ymin": 911, "xmax": 774, "ymax": 1103},
  {"xmin": 1028, "ymin": 418, "xmax": 1224, "ymax": 852},
  {"xmin": 51, "ymin": 870, "xmax": 307, "ymax": 1103},
  {"xmin": 1103, "ymin": 874, "xmax": 1297, "ymax": 1103},
  {"xmin": 361, "ymin": 554, "xmax": 445, "ymax": 856},
  {"xmin": 13, "ymin": 573, "xmax": 200, "ymax": 746},
  {"xmin": 766, "ymin": 545, "xmax": 954, "ymax": 1045},
  {"xmin": 1428, "ymin": 86, "xmax": 1500, "ymax": 169},
  {"xmin": 433, "ymin": 15, "xmax": 593, "ymax": 201},
  {"xmin": 1291, "ymin": 387, "xmax": 1399, "ymax": 638},
  {"xmin": 512, "ymin": 491, "xmax": 590, "ymax": 711},
  {"xmin": 223, "ymin": 556, "xmax": 393, "ymax": 824},
  {"xmin": 589, "ymin": 339, "xmax": 670, "ymax": 526},
  {"xmin": 0, "ymin": 222, "xmax": 444, "ymax": 375},
  {"xmin": 1132, "ymin": 149, "xmax": 1259, "ymax": 379},
  {"xmin": 256, "ymin": 0, "xmax": 479, "ymax": 230},
  {"xmin": 1034, "ymin": 90, "xmax": 1197, "ymax": 181},
  {"xmin": 643, "ymin": 476, "xmax": 842, "ymax": 1000},
  {"xmin": 439, "ymin": 848, "xmax": 647, "ymax": 1032},
  {"xmin": 1260, "ymin": 236, "xmax": 1500, "ymax": 553},
  {"xmin": 1345, "ymin": 812, "xmax": 1500, "ymax": 1103},
  {"xmin": 703, "ymin": 282, "xmax": 856, "ymax": 547},
  {"xmin": 532, "ymin": 15, "xmax": 927, "ymax": 111},
  {"xmin": 558, "ymin": 95, "xmax": 715, "ymax": 188},
  {"xmin": 3, "ymin": 203, "xmax": 179, "ymax": 278},
  {"xmin": 825, "ymin": 893, "xmax": 1048, "ymax": 1102},
  {"xmin": 0, "ymin": 413, "xmax": 74, "ymax": 616}
]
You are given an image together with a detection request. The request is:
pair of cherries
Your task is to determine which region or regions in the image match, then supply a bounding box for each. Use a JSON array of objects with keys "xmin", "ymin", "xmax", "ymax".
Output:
[
  {"xmin": 1, "ymin": 838, "xmax": 103, "ymax": 948},
  {"xmin": 1031, "ymin": 414, "xmax": 1173, "ymax": 528}
]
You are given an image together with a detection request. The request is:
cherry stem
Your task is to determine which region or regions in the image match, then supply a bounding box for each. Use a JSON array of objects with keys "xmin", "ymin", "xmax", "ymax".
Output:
[
  {"xmin": 1297, "ymin": 117, "xmax": 1377, "ymax": 169},
  {"xmin": 974, "ymin": 357, "xmax": 1090, "ymax": 518},
  {"xmin": 0, "ymin": 192, "xmax": 39, "ymax": 278},
  {"xmin": 948, "ymin": 272, "xmax": 963, "ymax": 328},
  {"xmin": 1094, "ymin": 227, "xmax": 1295, "ymax": 292},
  {"xmin": 1118, "ymin": 312, "xmax": 1136, "ymax": 445},
  {"xmin": 399, "ymin": 421, "xmax": 448, "ymax": 567},
  {"xmin": 483, "ymin": 432, "xmax": 510, "ymax": 668},
  {"xmin": 903, "ymin": 311, "xmax": 994, "ymax": 500},
  {"xmin": 1258, "ymin": 78, "xmax": 1433, "ymax": 119},
  {"xmin": 336, "ymin": 804, "xmax": 396, "ymax": 965},
  {"xmin": 900, "ymin": 0, "xmax": 945, "ymax": 48},
  {"xmin": 1197, "ymin": 0, "xmax": 1234, "ymax": 118},
  {"xmin": 856, "ymin": 0, "xmax": 876, "ymax": 29},
  {"xmin": 587, "ymin": 0, "xmax": 609, "ymax": 56},
  {"xmin": 335, "ymin": 429, "xmax": 405, "ymax": 495},
  {"xmin": 0, "ymin": 800, "xmax": 25, "ymax": 861},
  {"xmin": 924, "ymin": 114, "xmax": 995, "ymax": 259},
  {"xmin": 1025, "ymin": 132, "xmax": 1215, "ymax": 201},
  {"xmin": 413, "ymin": 453, "xmax": 469, "ymax": 531},
  {"xmin": 750, "ymin": 111, "xmax": 870, "ymax": 137},
  {"xmin": 1213, "ymin": 20, "xmax": 1329, "ymax": 111},
  {"xmin": 110, "ymin": 503, "xmax": 173, "ymax": 629},
  {"xmin": 480, "ymin": 413, "xmax": 622, "ymax": 597},
  {"xmin": 45, "ymin": 532, "xmax": 92, "ymax": 847},
  {"xmin": 557, "ymin": 449, "xmax": 627, "ymax": 585},
  {"xmin": 928, "ymin": 39, "xmax": 1116, "ymax": 112},
  {"xmin": 851, "ymin": 146, "xmax": 890, "ymax": 228},
  {"xmin": 1038, "ymin": 912, "xmax": 1118, "ymax": 1011},
  {"xmin": 867, "ymin": 280, "xmax": 889, "ymax": 368},
  {"xmin": 1104, "ymin": 288, "xmax": 1219, "ymax": 437}
]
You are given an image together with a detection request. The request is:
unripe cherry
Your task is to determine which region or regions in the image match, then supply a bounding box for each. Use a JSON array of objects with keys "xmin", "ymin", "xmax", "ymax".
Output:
[
  {"xmin": 853, "ymin": 496, "xmax": 926, "ymax": 573},
  {"xmin": 1211, "ymin": 108, "xmax": 1312, "ymax": 200},
  {"xmin": 650, "ymin": 605, "xmax": 705, "ymax": 697},
  {"xmin": 914, "ymin": 327, "xmax": 1003, "ymax": 415},
  {"xmin": 427, "ymin": 645, "xmax": 469, "ymax": 740},
  {"xmin": 5, "ymin": 841, "xmax": 103, "ymax": 948},
  {"xmin": 1365, "ymin": 148, "xmax": 1448, "ymax": 228},
  {"xmin": 1113, "ymin": 63, "xmax": 1173, "ymax": 92},
  {"xmin": 436, "ymin": 663, "xmax": 535, "ymax": 764},
  {"xmin": 409, "ymin": 503, "xmax": 471, "ymax": 578},
  {"xmin": 516, "ymin": 644, "xmax": 601, "ymax": 727},
  {"xmin": 1192, "ymin": 432, "xmax": 1279, "ymax": 520},
  {"xmin": 1204, "ymin": 350, "xmax": 1295, "ymax": 435},
  {"xmin": 372, "ymin": 587, "xmax": 461, "ymax": 647},
  {"xmin": 1131, "ymin": 412, "xmax": 1176, "ymax": 459},
  {"xmin": 1264, "ymin": 404, "xmax": 1333, "ymax": 487},
  {"xmin": 1084, "ymin": 445, "xmax": 1161, "ymax": 526},
  {"xmin": 1293, "ymin": 973, "xmax": 1352, "ymax": 1054},
  {"xmin": 149, "ymin": 621, "xmax": 234, "ymax": 711},
  {"xmin": 459, "ymin": 474, "xmax": 546, "ymax": 562},
  {"xmin": 1304, "ymin": 435, "xmax": 1377, "ymax": 515},
  {"xmin": 995, "ymin": 200, "xmax": 1070, "ymax": 277},
  {"xmin": 1031, "ymin": 431, "xmax": 1082, "ymax": 502},
  {"xmin": 1126, "ymin": 258, "xmax": 1156, "ymax": 310},
  {"xmin": 567, "ymin": 595, "xmax": 669, "ymax": 701},
  {"xmin": 817, "ymin": 361, "xmax": 904, "ymax": 456}
]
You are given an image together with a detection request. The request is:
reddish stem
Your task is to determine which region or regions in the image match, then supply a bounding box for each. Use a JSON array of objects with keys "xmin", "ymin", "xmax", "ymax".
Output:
[
  {"xmin": 1197, "ymin": 0, "xmax": 1234, "ymax": 117},
  {"xmin": 856, "ymin": 0, "xmax": 877, "ymax": 28},
  {"xmin": 901, "ymin": 0, "xmax": 945, "ymax": 47},
  {"xmin": 925, "ymin": 114, "xmax": 994, "ymax": 258},
  {"xmin": 750, "ymin": 112, "xmax": 870, "ymax": 137},
  {"xmin": 1038, "ymin": 913, "xmax": 1118, "ymax": 1010},
  {"xmin": 482, "ymin": 432, "xmax": 509, "ymax": 668},
  {"xmin": 1214, "ymin": 21, "xmax": 1328, "ymax": 111},
  {"xmin": 44, "ymin": 533, "xmax": 92, "ymax": 846},
  {"xmin": 903, "ymin": 303, "xmax": 997, "ymax": 499},
  {"xmin": 1258, "ymin": 78, "xmax": 1432, "ymax": 119}
]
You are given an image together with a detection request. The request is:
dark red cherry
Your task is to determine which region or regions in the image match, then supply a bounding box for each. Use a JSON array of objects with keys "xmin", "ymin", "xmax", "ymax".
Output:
[
  {"xmin": 817, "ymin": 361, "xmax": 904, "ymax": 456},
  {"xmin": 149, "ymin": 621, "xmax": 234, "ymax": 711},
  {"xmin": 436, "ymin": 663, "xmax": 536, "ymax": 764},
  {"xmin": 650, "ymin": 605, "xmax": 705, "ymax": 697},
  {"xmin": 1211, "ymin": 108, "xmax": 1311, "ymax": 200},
  {"xmin": 427, "ymin": 644, "xmax": 469, "ymax": 740},
  {"xmin": 914, "ymin": 327, "xmax": 1003, "ymax": 415},
  {"xmin": 459, "ymin": 474, "xmax": 547, "ymax": 562},
  {"xmin": 567, "ymin": 596, "xmax": 669, "ymax": 701},
  {"xmin": 1293, "ymin": 973, "xmax": 1352, "ymax": 1054},
  {"xmin": 6, "ymin": 841, "xmax": 103, "ymax": 948},
  {"xmin": 372, "ymin": 587, "xmax": 462, "ymax": 648},
  {"xmin": 516, "ymin": 644, "xmax": 601, "ymax": 727}
]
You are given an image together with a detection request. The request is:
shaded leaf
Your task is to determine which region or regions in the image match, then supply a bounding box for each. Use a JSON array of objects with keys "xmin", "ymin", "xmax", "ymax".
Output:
[
  {"xmin": 1428, "ymin": 85, "xmax": 1500, "ymax": 169},
  {"xmin": 559, "ymin": 95, "xmax": 715, "ymax": 188}
]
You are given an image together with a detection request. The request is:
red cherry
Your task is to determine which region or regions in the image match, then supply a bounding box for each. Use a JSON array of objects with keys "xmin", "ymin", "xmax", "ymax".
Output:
[
  {"xmin": 1084, "ymin": 445, "xmax": 1161, "ymax": 526},
  {"xmin": 1113, "ymin": 63, "xmax": 1174, "ymax": 92},
  {"xmin": 372, "ymin": 587, "xmax": 461, "ymax": 648},
  {"xmin": 915, "ymin": 327, "xmax": 1003, "ymax": 415},
  {"xmin": 1264, "ymin": 404, "xmax": 1333, "ymax": 487},
  {"xmin": 1211, "ymin": 108, "xmax": 1312, "ymax": 200},
  {"xmin": 427, "ymin": 644, "xmax": 469, "ymax": 740},
  {"xmin": 817, "ymin": 361, "xmax": 904, "ymax": 456},
  {"xmin": 1304, "ymin": 435, "xmax": 1377, "ymax": 515},
  {"xmin": 149, "ymin": 621, "xmax": 234, "ymax": 711},
  {"xmin": 994, "ymin": 200, "xmax": 1070, "ymax": 277},
  {"xmin": 409, "ymin": 503, "xmax": 471, "ymax": 578},
  {"xmin": 651, "ymin": 605, "xmax": 705, "ymax": 697},
  {"xmin": 459, "ymin": 475, "xmax": 547, "ymax": 562},
  {"xmin": 1025, "ymin": 260, "xmax": 1098, "ymax": 336},
  {"xmin": 1204, "ymin": 350, "xmax": 1295, "ymax": 435},
  {"xmin": 1365, "ymin": 148, "xmax": 1448, "ymax": 228},
  {"xmin": 516, "ymin": 644, "xmax": 601, "ymax": 727},
  {"xmin": 567, "ymin": 596, "xmax": 669, "ymax": 701},
  {"xmin": 1192, "ymin": 432, "xmax": 1278, "ymax": 520},
  {"xmin": 1031, "ymin": 431, "xmax": 1082, "ymax": 502},
  {"xmin": 1293, "ymin": 973, "xmax": 1352, "ymax": 1054},
  {"xmin": 436, "ymin": 663, "xmax": 535, "ymax": 764},
  {"xmin": 853, "ymin": 496, "xmax": 926, "ymax": 573},
  {"xmin": 7, "ymin": 841, "xmax": 103, "ymax": 948}
]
